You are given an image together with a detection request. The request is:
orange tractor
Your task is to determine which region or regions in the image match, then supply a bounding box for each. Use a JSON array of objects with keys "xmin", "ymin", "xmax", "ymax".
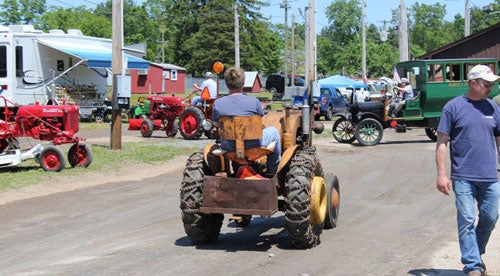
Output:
[{"xmin": 179, "ymin": 73, "xmax": 341, "ymax": 248}]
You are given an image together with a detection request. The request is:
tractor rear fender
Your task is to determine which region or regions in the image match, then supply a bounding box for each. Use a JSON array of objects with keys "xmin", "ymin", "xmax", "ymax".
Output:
[
  {"xmin": 276, "ymin": 145, "xmax": 299, "ymax": 175},
  {"xmin": 203, "ymin": 143, "xmax": 230, "ymax": 175},
  {"xmin": 263, "ymin": 110, "xmax": 302, "ymax": 151}
]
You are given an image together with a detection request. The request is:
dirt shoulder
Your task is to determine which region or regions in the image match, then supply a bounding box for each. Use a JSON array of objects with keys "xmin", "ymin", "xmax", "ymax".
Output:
[{"xmin": 0, "ymin": 154, "xmax": 188, "ymax": 206}]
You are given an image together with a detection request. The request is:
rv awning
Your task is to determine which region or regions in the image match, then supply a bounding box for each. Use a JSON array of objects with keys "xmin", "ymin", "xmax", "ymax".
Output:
[{"xmin": 37, "ymin": 39, "xmax": 150, "ymax": 69}]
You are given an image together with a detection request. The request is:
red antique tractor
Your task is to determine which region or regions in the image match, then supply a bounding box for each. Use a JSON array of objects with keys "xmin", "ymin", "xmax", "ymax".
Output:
[
  {"xmin": 128, "ymin": 95, "xmax": 185, "ymax": 138},
  {"xmin": 0, "ymin": 96, "xmax": 92, "ymax": 172},
  {"xmin": 178, "ymin": 98, "xmax": 217, "ymax": 140}
]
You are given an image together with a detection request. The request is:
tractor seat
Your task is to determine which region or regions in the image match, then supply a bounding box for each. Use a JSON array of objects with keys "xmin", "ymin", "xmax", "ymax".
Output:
[{"xmin": 214, "ymin": 115, "xmax": 274, "ymax": 165}]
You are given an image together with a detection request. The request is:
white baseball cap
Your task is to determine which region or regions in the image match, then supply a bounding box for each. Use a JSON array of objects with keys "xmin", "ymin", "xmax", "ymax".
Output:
[
  {"xmin": 400, "ymin": 78, "xmax": 409, "ymax": 83},
  {"xmin": 467, "ymin": 64, "xmax": 500, "ymax": 82},
  {"xmin": 205, "ymin": 72, "xmax": 213, "ymax": 78}
]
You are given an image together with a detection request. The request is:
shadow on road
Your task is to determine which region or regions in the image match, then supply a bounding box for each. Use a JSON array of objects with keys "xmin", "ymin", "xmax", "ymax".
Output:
[
  {"xmin": 174, "ymin": 216, "xmax": 299, "ymax": 252},
  {"xmin": 408, "ymin": 268, "xmax": 464, "ymax": 276}
]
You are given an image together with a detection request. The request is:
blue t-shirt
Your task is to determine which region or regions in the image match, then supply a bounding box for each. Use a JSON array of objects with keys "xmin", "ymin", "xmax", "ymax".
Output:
[
  {"xmin": 438, "ymin": 95, "xmax": 500, "ymax": 182},
  {"xmin": 212, "ymin": 94, "xmax": 264, "ymax": 151}
]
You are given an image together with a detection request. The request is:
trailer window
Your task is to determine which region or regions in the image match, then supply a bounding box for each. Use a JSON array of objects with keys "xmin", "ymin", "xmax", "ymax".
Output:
[
  {"xmin": 445, "ymin": 64, "xmax": 460, "ymax": 82},
  {"xmin": 0, "ymin": 46, "xmax": 6, "ymax": 77},
  {"xmin": 428, "ymin": 64, "xmax": 444, "ymax": 82},
  {"xmin": 15, "ymin": 46, "xmax": 23, "ymax": 77}
]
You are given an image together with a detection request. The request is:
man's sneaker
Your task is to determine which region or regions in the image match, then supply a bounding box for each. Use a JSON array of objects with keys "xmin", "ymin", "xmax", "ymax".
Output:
[
  {"xmin": 266, "ymin": 141, "xmax": 276, "ymax": 150},
  {"xmin": 212, "ymin": 148, "xmax": 226, "ymax": 156},
  {"xmin": 468, "ymin": 271, "xmax": 481, "ymax": 276}
]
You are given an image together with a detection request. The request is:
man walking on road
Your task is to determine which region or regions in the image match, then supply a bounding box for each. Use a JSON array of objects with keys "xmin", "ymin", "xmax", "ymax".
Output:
[{"xmin": 435, "ymin": 64, "xmax": 500, "ymax": 276}]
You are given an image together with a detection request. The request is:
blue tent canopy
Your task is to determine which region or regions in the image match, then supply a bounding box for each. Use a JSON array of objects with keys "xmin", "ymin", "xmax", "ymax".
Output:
[
  {"xmin": 37, "ymin": 39, "xmax": 150, "ymax": 69},
  {"xmin": 317, "ymin": 74, "xmax": 367, "ymax": 89}
]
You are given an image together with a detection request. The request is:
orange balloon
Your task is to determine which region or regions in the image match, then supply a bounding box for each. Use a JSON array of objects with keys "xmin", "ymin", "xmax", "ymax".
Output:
[{"xmin": 213, "ymin": 62, "xmax": 224, "ymax": 74}]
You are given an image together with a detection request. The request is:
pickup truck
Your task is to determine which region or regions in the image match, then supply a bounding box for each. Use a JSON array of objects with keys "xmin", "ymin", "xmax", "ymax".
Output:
[{"xmin": 292, "ymin": 83, "xmax": 349, "ymax": 121}]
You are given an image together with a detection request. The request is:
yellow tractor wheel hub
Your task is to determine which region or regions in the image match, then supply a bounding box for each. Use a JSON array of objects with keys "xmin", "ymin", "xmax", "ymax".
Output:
[{"xmin": 310, "ymin": 176, "xmax": 327, "ymax": 225}]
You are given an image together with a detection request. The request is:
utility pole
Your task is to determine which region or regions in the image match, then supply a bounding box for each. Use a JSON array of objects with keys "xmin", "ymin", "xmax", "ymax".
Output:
[
  {"xmin": 398, "ymin": 0, "xmax": 409, "ymax": 62},
  {"xmin": 111, "ymin": 0, "xmax": 123, "ymax": 150},
  {"xmin": 234, "ymin": 3, "xmax": 240, "ymax": 68},
  {"xmin": 465, "ymin": 0, "xmax": 470, "ymax": 36},
  {"xmin": 361, "ymin": 0, "xmax": 366, "ymax": 83},
  {"xmin": 280, "ymin": 0, "xmax": 290, "ymax": 76},
  {"xmin": 303, "ymin": 6, "xmax": 310, "ymax": 84},
  {"xmin": 291, "ymin": 13, "xmax": 295, "ymax": 85}
]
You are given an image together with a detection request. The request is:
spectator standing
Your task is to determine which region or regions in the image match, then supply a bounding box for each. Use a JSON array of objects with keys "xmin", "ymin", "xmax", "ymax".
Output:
[{"xmin": 435, "ymin": 64, "xmax": 500, "ymax": 276}]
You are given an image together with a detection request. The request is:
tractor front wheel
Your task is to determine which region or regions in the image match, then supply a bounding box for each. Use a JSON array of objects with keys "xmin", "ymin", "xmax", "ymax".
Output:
[
  {"xmin": 39, "ymin": 145, "xmax": 66, "ymax": 172},
  {"xmin": 68, "ymin": 144, "xmax": 93, "ymax": 168},
  {"xmin": 285, "ymin": 148, "xmax": 323, "ymax": 248},
  {"xmin": 179, "ymin": 107, "xmax": 205, "ymax": 140},
  {"xmin": 180, "ymin": 152, "xmax": 223, "ymax": 244},
  {"xmin": 141, "ymin": 119, "xmax": 154, "ymax": 138},
  {"xmin": 324, "ymin": 174, "xmax": 340, "ymax": 229}
]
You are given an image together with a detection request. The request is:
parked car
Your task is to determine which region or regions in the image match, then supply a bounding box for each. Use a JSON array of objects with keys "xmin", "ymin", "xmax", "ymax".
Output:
[{"xmin": 265, "ymin": 74, "xmax": 305, "ymax": 97}]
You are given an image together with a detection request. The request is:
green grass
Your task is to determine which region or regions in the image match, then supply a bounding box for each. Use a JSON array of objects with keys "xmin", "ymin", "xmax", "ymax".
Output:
[{"xmin": 0, "ymin": 142, "xmax": 197, "ymax": 192}]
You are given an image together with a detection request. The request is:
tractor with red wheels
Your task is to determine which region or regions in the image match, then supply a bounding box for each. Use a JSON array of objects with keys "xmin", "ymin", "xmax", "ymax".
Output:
[
  {"xmin": 128, "ymin": 95, "xmax": 185, "ymax": 138},
  {"xmin": 178, "ymin": 98, "xmax": 217, "ymax": 140},
  {"xmin": 0, "ymin": 95, "xmax": 92, "ymax": 172}
]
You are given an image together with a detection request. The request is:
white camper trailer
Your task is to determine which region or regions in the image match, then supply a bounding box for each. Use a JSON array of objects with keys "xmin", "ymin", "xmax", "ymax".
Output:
[{"xmin": 0, "ymin": 25, "xmax": 149, "ymax": 119}]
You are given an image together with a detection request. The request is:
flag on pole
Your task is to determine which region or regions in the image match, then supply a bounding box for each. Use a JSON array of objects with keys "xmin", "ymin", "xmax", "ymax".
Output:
[{"xmin": 392, "ymin": 67, "xmax": 401, "ymax": 83}]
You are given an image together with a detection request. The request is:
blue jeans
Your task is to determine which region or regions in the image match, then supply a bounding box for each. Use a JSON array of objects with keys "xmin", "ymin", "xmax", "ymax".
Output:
[
  {"xmin": 260, "ymin": 127, "xmax": 281, "ymax": 173},
  {"xmin": 452, "ymin": 179, "xmax": 500, "ymax": 274}
]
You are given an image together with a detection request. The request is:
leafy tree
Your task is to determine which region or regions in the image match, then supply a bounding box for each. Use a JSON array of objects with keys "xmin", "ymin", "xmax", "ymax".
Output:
[
  {"xmin": 37, "ymin": 6, "xmax": 112, "ymax": 38},
  {"xmin": 0, "ymin": 0, "xmax": 46, "ymax": 25}
]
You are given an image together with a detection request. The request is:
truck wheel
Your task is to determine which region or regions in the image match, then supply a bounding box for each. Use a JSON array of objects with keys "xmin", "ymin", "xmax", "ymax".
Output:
[
  {"xmin": 332, "ymin": 117, "xmax": 356, "ymax": 143},
  {"xmin": 179, "ymin": 107, "xmax": 204, "ymax": 140},
  {"xmin": 425, "ymin": 128, "xmax": 437, "ymax": 141},
  {"xmin": 285, "ymin": 148, "xmax": 323, "ymax": 248},
  {"xmin": 68, "ymin": 144, "xmax": 93, "ymax": 168},
  {"xmin": 180, "ymin": 152, "xmax": 223, "ymax": 244},
  {"xmin": 325, "ymin": 106, "xmax": 333, "ymax": 121},
  {"xmin": 355, "ymin": 118, "xmax": 384, "ymax": 146},
  {"xmin": 324, "ymin": 174, "xmax": 340, "ymax": 229},
  {"xmin": 40, "ymin": 145, "xmax": 66, "ymax": 172},
  {"xmin": 140, "ymin": 119, "xmax": 154, "ymax": 138}
]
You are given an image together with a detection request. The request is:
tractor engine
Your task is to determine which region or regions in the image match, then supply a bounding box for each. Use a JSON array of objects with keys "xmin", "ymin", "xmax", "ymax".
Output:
[
  {"xmin": 149, "ymin": 95, "xmax": 185, "ymax": 120},
  {"xmin": 15, "ymin": 103, "xmax": 80, "ymax": 141}
]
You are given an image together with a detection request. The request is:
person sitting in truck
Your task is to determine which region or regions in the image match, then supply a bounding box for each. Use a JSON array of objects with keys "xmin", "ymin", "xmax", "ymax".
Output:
[
  {"xmin": 387, "ymin": 78, "xmax": 414, "ymax": 117},
  {"xmin": 191, "ymin": 72, "xmax": 217, "ymax": 106},
  {"xmin": 211, "ymin": 67, "xmax": 281, "ymax": 175}
]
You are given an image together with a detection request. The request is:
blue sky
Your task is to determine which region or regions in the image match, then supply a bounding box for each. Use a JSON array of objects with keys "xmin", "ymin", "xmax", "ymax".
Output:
[{"xmin": 47, "ymin": 0, "xmax": 493, "ymax": 31}]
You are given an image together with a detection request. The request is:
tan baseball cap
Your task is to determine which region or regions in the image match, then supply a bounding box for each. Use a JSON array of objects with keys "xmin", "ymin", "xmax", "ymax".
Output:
[{"xmin": 467, "ymin": 64, "xmax": 500, "ymax": 82}]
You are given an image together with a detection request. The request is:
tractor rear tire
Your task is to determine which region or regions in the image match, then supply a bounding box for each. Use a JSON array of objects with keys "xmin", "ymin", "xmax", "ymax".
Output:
[
  {"xmin": 40, "ymin": 145, "xmax": 66, "ymax": 172},
  {"xmin": 180, "ymin": 152, "xmax": 223, "ymax": 244},
  {"xmin": 332, "ymin": 117, "xmax": 356, "ymax": 144},
  {"xmin": 68, "ymin": 144, "xmax": 93, "ymax": 168},
  {"xmin": 324, "ymin": 174, "xmax": 340, "ymax": 229},
  {"xmin": 141, "ymin": 119, "xmax": 154, "ymax": 138},
  {"xmin": 179, "ymin": 107, "xmax": 205, "ymax": 140},
  {"xmin": 284, "ymin": 148, "xmax": 323, "ymax": 248},
  {"xmin": 355, "ymin": 118, "xmax": 384, "ymax": 146}
]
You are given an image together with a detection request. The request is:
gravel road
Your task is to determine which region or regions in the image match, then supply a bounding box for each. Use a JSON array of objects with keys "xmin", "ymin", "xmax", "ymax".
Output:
[{"xmin": 0, "ymin": 122, "xmax": 499, "ymax": 275}]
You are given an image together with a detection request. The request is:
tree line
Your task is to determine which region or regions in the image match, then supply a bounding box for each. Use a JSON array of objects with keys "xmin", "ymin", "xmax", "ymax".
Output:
[{"xmin": 1, "ymin": 0, "xmax": 499, "ymax": 79}]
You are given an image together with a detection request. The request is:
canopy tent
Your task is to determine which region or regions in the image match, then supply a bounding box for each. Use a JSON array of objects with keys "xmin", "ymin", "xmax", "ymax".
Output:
[
  {"xmin": 317, "ymin": 74, "xmax": 367, "ymax": 89},
  {"xmin": 37, "ymin": 39, "xmax": 150, "ymax": 69}
]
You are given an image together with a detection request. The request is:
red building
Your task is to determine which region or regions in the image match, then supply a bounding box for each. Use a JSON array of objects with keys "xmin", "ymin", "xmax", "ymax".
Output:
[
  {"xmin": 129, "ymin": 63, "xmax": 186, "ymax": 95},
  {"xmin": 243, "ymin": 71, "xmax": 263, "ymax": 93}
]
